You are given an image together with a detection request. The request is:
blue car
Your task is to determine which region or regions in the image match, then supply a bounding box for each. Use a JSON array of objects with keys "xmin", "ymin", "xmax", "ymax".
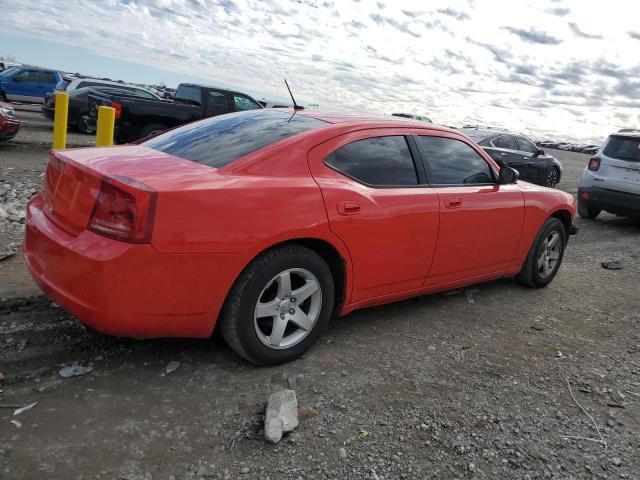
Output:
[{"xmin": 0, "ymin": 66, "xmax": 62, "ymax": 103}]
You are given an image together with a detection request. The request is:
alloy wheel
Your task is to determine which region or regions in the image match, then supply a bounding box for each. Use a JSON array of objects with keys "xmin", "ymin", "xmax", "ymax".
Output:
[
  {"xmin": 537, "ymin": 231, "xmax": 561, "ymax": 279},
  {"xmin": 546, "ymin": 168, "xmax": 559, "ymax": 187},
  {"xmin": 254, "ymin": 268, "xmax": 322, "ymax": 349}
]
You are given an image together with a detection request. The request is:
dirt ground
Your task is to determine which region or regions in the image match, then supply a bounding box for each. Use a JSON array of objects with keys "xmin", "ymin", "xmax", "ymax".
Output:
[{"xmin": 1, "ymin": 108, "xmax": 639, "ymax": 480}]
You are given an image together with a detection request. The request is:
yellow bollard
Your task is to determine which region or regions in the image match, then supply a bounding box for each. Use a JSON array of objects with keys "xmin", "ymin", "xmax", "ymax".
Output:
[
  {"xmin": 95, "ymin": 106, "xmax": 115, "ymax": 147},
  {"xmin": 52, "ymin": 91, "xmax": 69, "ymax": 149}
]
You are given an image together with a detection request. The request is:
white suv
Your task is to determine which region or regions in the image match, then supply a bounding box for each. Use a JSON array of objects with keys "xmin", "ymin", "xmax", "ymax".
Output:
[{"xmin": 577, "ymin": 131, "xmax": 640, "ymax": 219}]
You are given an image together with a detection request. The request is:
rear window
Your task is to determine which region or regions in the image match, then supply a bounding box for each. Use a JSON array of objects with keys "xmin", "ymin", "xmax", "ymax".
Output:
[
  {"xmin": 175, "ymin": 85, "xmax": 202, "ymax": 106},
  {"xmin": 603, "ymin": 136, "xmax": 640, "ymax": 162},
  {"xmin": 141, "ymin": 110, "xmax": 327, "ymax": 168}
]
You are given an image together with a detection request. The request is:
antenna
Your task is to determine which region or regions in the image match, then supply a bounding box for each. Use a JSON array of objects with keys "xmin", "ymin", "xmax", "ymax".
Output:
[{"xmin": 284, "ymin": 78, "xmax": 304, "ymax": 110}]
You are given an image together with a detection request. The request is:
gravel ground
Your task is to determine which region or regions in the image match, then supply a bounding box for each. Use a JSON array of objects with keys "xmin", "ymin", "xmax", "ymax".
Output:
[{"xmin": 1, "ymin": 108, "xmax": 639, "ymax": 479}]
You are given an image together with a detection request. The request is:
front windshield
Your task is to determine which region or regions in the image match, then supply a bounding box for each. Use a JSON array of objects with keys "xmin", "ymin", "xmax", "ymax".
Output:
[{"xmin": 0, "ymin": 67, "xmax": 19, "ymax": 77}]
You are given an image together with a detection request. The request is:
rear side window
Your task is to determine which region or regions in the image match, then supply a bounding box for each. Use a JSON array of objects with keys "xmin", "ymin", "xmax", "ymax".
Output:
[
  {"xmin": 43, "ymin": 72, "xmax": 57, "ymax": 84},
  {"xmin": 494, "ymin": 135, "xmax": 518, "ymax": 150},
  {"xmin": 142, "ymin": 110, "xmax": 327, "ymax": 168},
  {"xmin": 208, "ymin": 91, "xmax": 230, "ymax": 115},
  {"xmin": 325, "ymin": 136, "xmax": 418, "ymax": 186},
  {"xmin": 603, "ymin": 136, "xmax": 640, "ymax": 162},
  {"xmin": 416, "ymin": 136, "xmax": 494, "ymax": 185}
]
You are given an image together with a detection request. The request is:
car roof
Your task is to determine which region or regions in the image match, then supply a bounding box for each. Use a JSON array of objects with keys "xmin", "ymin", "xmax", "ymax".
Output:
[
  {"xmin": 179, "ymin": 83, "xmax": 260, "ymax": 97},
  {"xmin": 460, "ymin": 128, "xmax": 535, "ymax": 142},
  {"xmin": 296, "ymin": 110, "xmax": 456, "ymax": 132},
  {"xmin": 611, "ymin": 131, "xmax": 640, "ymax": 138},
  {"xmin": 17, "ymin": 65, "xmax": 58, "ymax": 73}
]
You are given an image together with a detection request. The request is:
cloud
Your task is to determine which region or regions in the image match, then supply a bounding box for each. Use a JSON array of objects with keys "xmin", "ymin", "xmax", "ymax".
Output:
[
  {"xmin": 3, "ymin": 0, "xmax": 638, "ymax": 143},
  {"xmin": 569, "ymin": 23, "xmax": 603, "ymax": 39},
  {"xmin": 503, "ymin": 27, "xmax": 563, "ymax": 45},
  {"xmin": 436, "ymin": 8, "xmax": 470, "ymax": 21},
  {"xmin": 546, "ymin": 7, "xmax": 570, "ymax": 16}
]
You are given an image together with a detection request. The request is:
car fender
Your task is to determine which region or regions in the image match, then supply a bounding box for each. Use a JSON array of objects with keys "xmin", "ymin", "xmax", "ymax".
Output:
[{"xmin": 512, "ymin": 186, "xmax": 576, "ymax": 268}]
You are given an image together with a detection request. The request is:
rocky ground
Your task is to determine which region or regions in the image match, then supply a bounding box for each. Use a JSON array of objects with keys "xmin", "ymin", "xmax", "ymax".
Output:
[{"xmin": 1, "ymin": 108, "xmax": 639, "ymax": 479}]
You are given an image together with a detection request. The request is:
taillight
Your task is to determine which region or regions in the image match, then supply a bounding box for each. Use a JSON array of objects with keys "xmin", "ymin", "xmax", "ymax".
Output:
[
  {"xmin": 110, "ymin": 102, "xmax": 122, "ymax": 120},
  {"xmin": 588, "ymin": 156, "xmax": 600, "ymax": 171},
  {"xmin": 88, "ymin": 176, "xmax": 157, "ymax": 243}
]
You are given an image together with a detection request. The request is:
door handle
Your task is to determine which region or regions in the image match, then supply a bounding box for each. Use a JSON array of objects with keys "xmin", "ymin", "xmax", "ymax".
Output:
[
  {"xmin": 499, "ymin": 152, "xmax": 508, "ymax": 156},
  {"xmin": 444, "ymin": 197, "xmax": 461, "ymax": 209},
  {"xmin": 337, "ymin": 201, "xmax": 360, "ymax": 215}
]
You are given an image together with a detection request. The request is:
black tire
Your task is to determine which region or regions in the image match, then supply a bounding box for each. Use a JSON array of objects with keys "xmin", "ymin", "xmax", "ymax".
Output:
[
  {"xmin": 516, "ymin": 218, "xmax": 567, "ymax": 288},
  {"xmin": 219, "ymin": 245, "xmax": 335, "ymax": 366},
  {"xmin": 139, "ymin": 123, "xmax": 167, "ymax": 139},
  {"xmin": 545, "ymin": 167, "xmax": 560, "ymax": 188},
  {"xmin": 577, "ymin": 198, "xmax": 600, "ymax": 219},
  {"xmin": 76, "ymin": 113, "xmax": 94, "ymax": 134}
]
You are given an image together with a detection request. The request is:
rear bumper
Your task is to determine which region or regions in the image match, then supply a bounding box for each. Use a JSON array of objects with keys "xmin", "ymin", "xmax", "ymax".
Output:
[
  {"xmin": 578, "ymin": 186, "xmax": 640, "ymax": 218},
  {"xmin": 23, "ymin": 194, "xmax": 250, "ymax": 338}
]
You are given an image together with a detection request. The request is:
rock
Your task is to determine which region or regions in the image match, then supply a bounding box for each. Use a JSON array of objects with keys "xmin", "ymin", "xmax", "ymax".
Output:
[
  {"xmin": 298, "ymin": 406, "xmax": 319, "ymax": 421},
  {"xmin": 265, "ymin": 389, "xmax": 298, "ymax": 443},
  {"xmin": 338, "ymin": 447, "xmax": 347, "ymax": 459},
  {"xmin": 287, "ymin": 373, "xmax": 298, "ymax": 388},
  {"xmin": 164, "ymin": 361, "xmax": 181, "ymax": 375},
  {"xmin": 240, "ymin": 467, "xmax": 250, "ymax": 474},
  {"xmin": 612, "ymin": 458, "xmax": 622, "ymax": 467},
  {"xmin": 601, "ymin": 260, "xmax": 622, "ymax": 270},
  {"xmin": 59, "ymin": 364, "xmax": 93, "ymax": 378}
]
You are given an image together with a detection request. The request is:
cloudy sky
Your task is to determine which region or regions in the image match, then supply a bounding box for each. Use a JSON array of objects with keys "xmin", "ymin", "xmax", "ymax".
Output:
[{"xmin": 3, "ymin": 0, "xmax": 640, "ymax": 142}]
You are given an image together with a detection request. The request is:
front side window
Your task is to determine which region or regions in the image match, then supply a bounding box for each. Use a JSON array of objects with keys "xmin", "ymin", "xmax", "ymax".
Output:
[
  {"xmin": 234, "ymin": 94, "xmax": 262, "ymax": 111},
  {"xmin": 416, "ymin": 136, "xmax": 494, "ymax": 185},
  {"xmin": 325, "ymin": 136, "xmax": 418, "ymax": 186},
  {"xmin": 493, "ymin": 135, "xmax": 518, "ymax": 150},
  {"xmin": 142, "ymin": 110, "xmax": 327, "ymax": 168},
  {"xmin": 517, "ymin": 137, "xmax": 538, "ymax": 154}
]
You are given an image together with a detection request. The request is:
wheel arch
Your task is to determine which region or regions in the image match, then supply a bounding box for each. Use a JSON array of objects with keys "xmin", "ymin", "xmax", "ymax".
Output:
[
  {"xmin": 251, "ymin": 237, "xmax": 349, "ymax": 312},
  {"xmin": 550, "ymin": 208, "xmax": 573, "ymax": 239}
]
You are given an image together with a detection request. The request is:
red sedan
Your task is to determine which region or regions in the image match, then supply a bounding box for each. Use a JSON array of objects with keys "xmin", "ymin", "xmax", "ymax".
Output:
[
  {"xmin": 0, "ymin": 101, "xmax": 20, "ymax": 141},
  {"xmin": 23, "ymin": 110, "xmax": 576, "ymax": 365}
]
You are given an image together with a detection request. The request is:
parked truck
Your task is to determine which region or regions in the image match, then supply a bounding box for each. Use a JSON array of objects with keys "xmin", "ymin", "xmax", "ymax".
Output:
[{"xmin": 88, "ymin": 83, "xmax": 263, "ymax": 143}]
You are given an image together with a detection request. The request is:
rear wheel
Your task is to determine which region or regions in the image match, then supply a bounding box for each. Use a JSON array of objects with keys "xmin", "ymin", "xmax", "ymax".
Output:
[
  {"xmin": 545, "ymin": 167, "xmax": 560, "ymax": 188},
  {"xmin": 516, "ymin": 218, "xmax": 566, "ymax": 288},
  {"xmin": 219, "ymin": 245, "xmax": 335, "ymax": 366},
  {"xmin": 577, "ymin": 198, "xmax": 600, "ymax": 219}
]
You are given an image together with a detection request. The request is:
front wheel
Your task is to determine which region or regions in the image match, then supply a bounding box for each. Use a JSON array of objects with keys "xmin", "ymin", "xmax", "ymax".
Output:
[
  {"xmin": 219, "ymin": 245, "xmax": 335, "ymax": 365},
  {"xmin": 545, "ymin": 167, "xmax": 560, "ymax": 188},
  {"xmin": 516, "ymin": 218, "xmax": 567, "ymax": 288},
  {"xmin": 76, "ymin": 113, "xmax": 95, "ymax": 134}
]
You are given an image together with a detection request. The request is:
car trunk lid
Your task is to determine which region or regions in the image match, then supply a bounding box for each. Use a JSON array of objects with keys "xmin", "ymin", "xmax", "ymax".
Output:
[
  {"xmin": 42, "ymin": 146, "xmax": 218, "ymax": 236},
  {"xmin": 598, "ymin": 135, "xmax": 640, "ymax": 194}
]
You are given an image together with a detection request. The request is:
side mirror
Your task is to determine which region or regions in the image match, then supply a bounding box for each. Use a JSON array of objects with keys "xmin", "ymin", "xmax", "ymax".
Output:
[
  {"xmin": 535, "ymin": 148, "xmax": 545, "ymax": 156},
  {"xmin": 498, "ymin": 166, "xmax": 519, "ymax": 184}
]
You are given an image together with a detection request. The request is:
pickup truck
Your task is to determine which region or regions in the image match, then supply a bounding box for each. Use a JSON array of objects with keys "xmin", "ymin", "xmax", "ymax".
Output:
[{"xmin": 88, "ymin": 83, "xmax": 263, "ymax": 143}]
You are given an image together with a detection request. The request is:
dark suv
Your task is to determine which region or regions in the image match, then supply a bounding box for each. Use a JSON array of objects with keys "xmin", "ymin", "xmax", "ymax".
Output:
[{"xmin": 461, "ymin": 129, "xmax": 563, "ymax": 187}]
